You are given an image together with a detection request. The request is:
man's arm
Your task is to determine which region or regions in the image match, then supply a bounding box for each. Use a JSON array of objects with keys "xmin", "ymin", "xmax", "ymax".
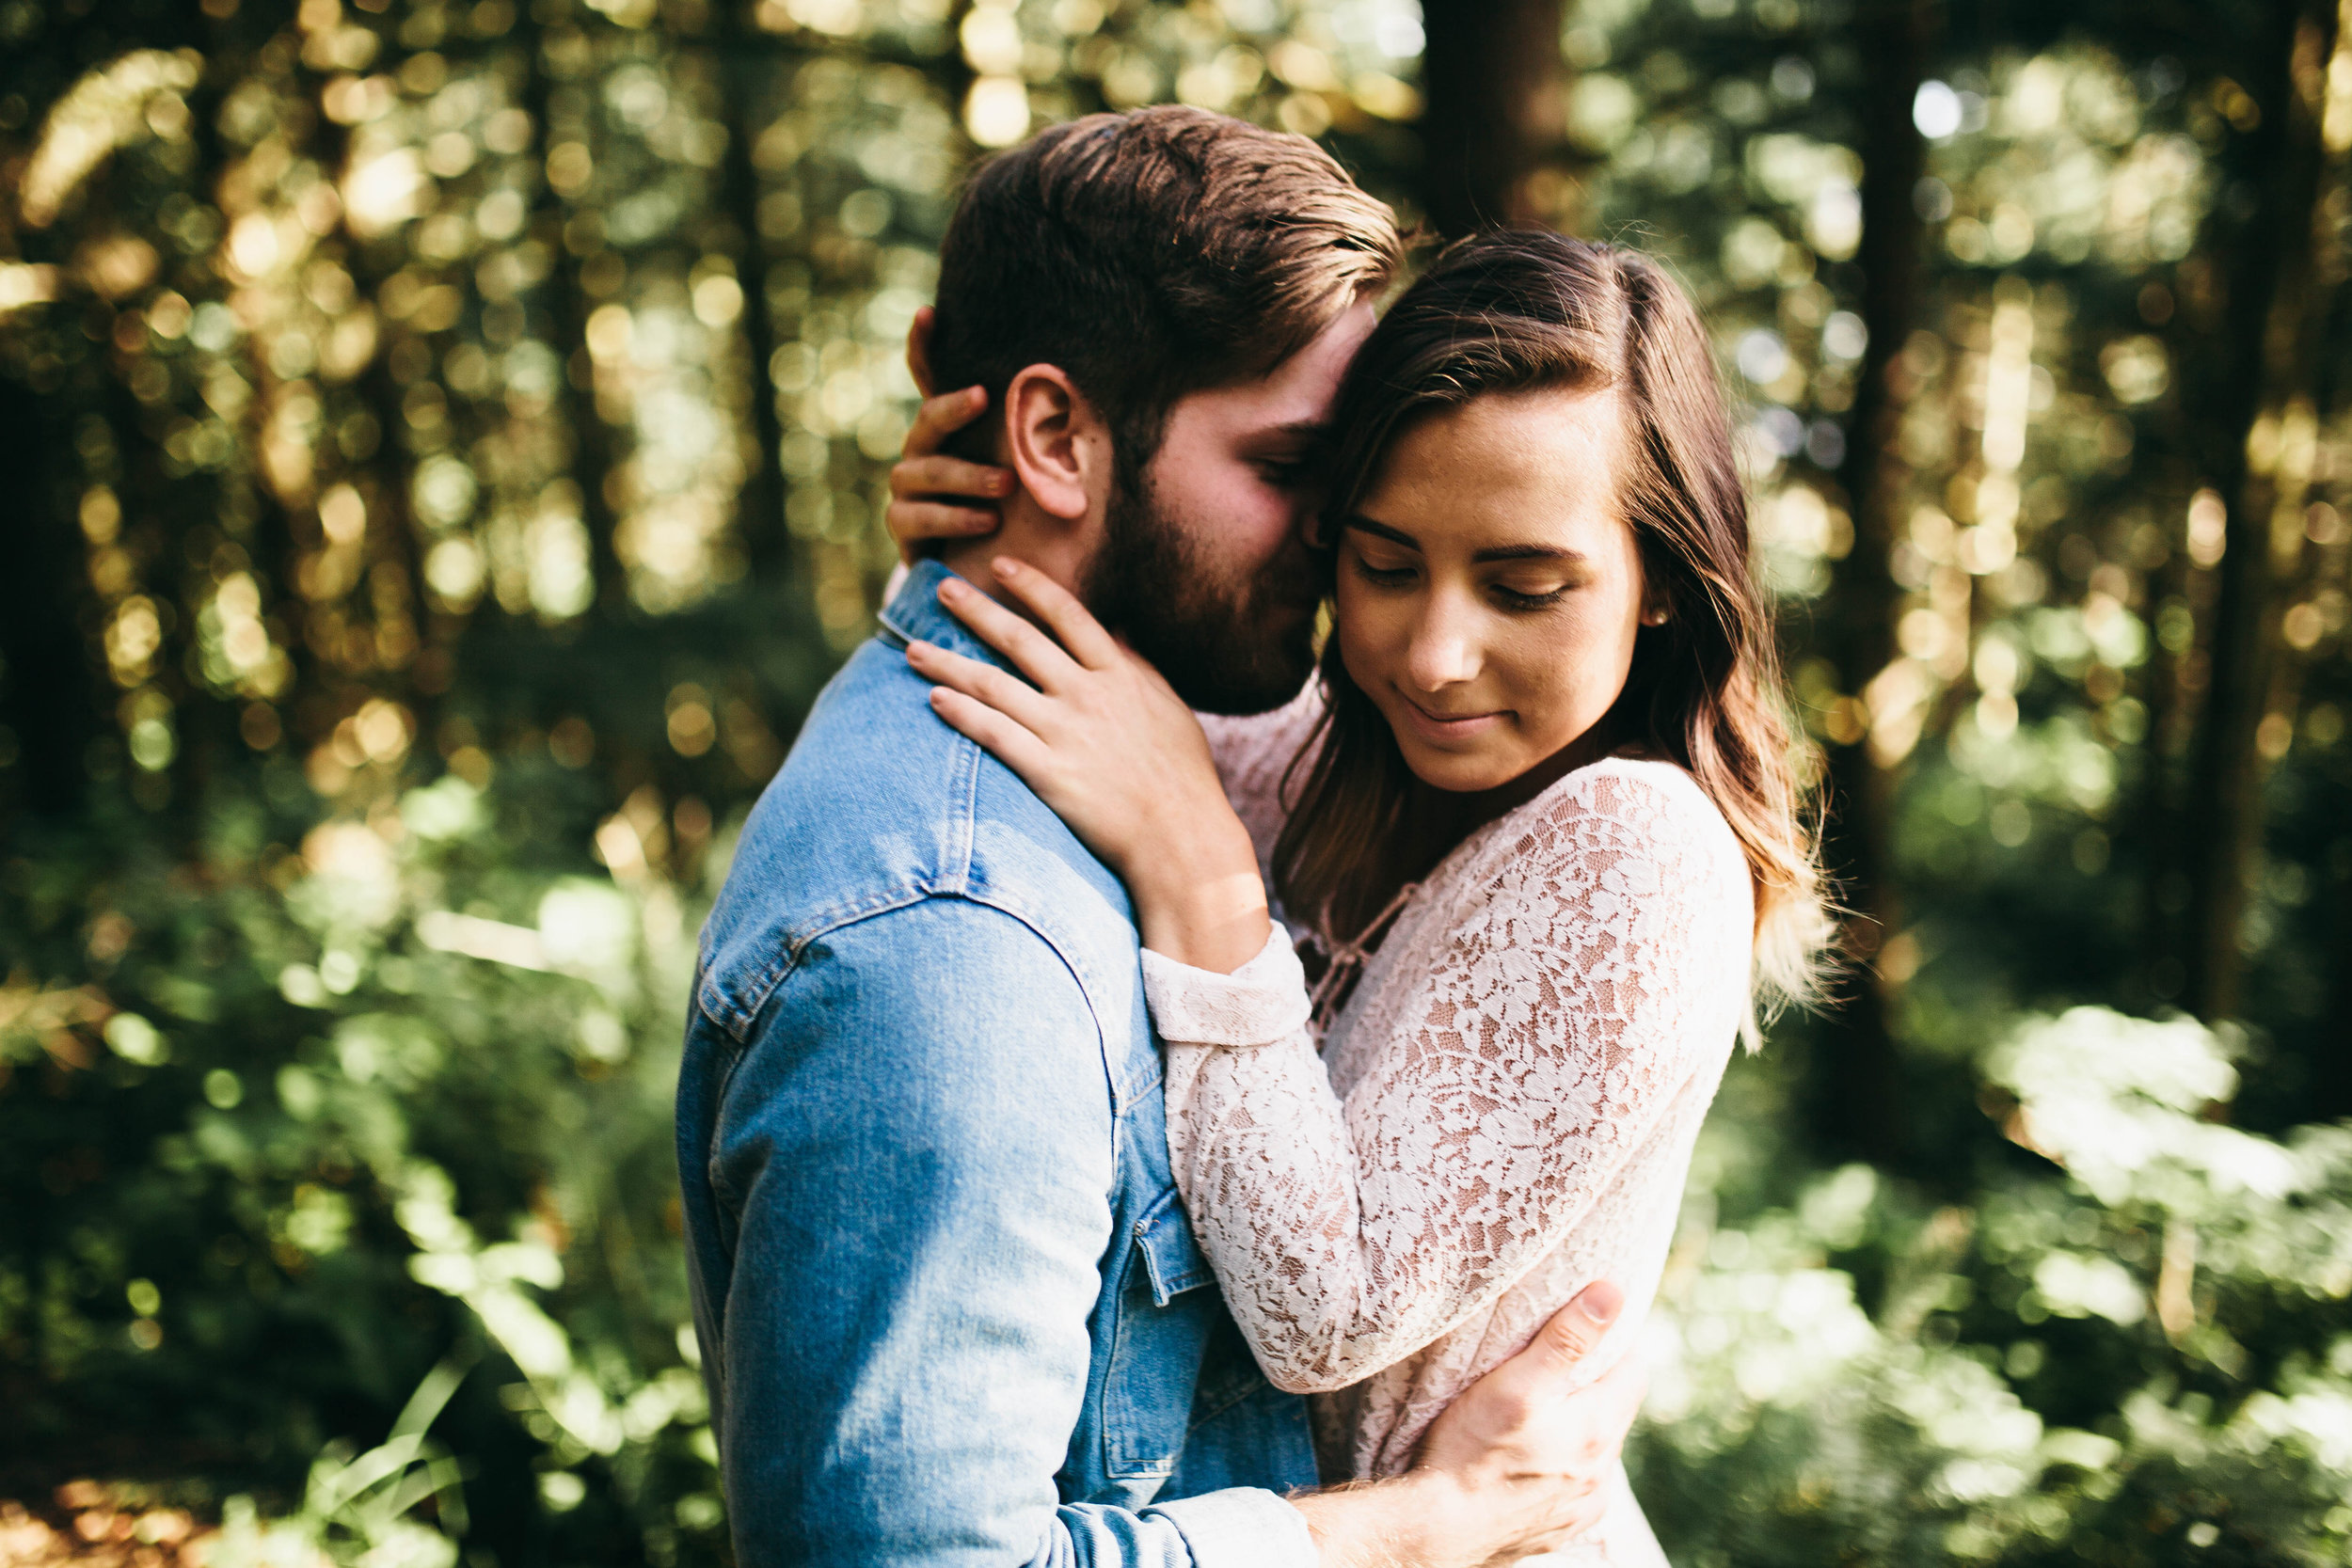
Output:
[
  {"xmin": 1297, "ymin": 1283, "xmax": 1645, "ymax": 1568},
  {"xmin": 707, "ymin": 896, "xmax": 1303, "ymax": 1568},
  {"xmin": 708, "ymin": 895, "xmax": 1642, "ymax": 1568}
]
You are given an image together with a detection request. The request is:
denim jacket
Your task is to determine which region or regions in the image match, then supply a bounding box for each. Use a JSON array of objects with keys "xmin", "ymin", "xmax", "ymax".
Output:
[{"xmin": 678, "ymin": 561, "xmax": 1318, "ymax": 1568}]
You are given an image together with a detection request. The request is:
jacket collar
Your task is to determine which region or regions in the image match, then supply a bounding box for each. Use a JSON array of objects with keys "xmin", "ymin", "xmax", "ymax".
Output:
[{"xmin": 876, "ymin": 559, "xmax": 1009, "ymax": 667}]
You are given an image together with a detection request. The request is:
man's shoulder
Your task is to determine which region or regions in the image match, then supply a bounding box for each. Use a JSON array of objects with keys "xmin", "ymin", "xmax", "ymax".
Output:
[{"xmin": 695, "ymin": 633, "xmax": 1140, "ymax": 1044}]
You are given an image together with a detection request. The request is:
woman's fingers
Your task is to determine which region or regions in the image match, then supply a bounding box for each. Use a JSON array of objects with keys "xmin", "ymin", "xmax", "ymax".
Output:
[
  {"xmin": 934, "ymin": 576, "xmax": 1085, "ymax": 690},
  {"xmin": 906, "ymin": 639, "xmax": 1057, "ymax": 733},
  {"xmin": 889, "ymin": 453, "xmax": 1011, "ymax": 501},
  {"xmin": 901, "ymin": 385, "xmax": 990, "ymax": 461},
  {"xmin": 989, "ymin": 558, "xmax": 1124, "ymax": 671},
  {"xmin": 887, "ymin": 499, "xmax": 998, "ymax": 552},
  {"xmin": 927, "ymin": 687, "xmax": 1057, "ymax": 784},
  {"xmin": 890, "ymin": 397, "xmax": 1009, "ymax": 562}
]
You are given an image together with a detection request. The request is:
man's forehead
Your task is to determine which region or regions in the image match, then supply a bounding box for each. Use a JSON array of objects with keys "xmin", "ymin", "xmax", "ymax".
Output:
[{"xmin": 1186, "ymin": 299, "xmax": 1377, "ymax": 436}]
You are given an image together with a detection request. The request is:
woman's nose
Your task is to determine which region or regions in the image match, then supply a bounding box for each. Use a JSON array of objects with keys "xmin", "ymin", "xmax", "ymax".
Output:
[{"xmin": 1404, "ymin": 601, "xmax": 1481, "ymax": 690}]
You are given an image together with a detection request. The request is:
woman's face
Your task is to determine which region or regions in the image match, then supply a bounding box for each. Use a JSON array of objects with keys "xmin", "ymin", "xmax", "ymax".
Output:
[{"xmin": 1334, "ymin": 388, "xmax": 1652, "ymax": 796}]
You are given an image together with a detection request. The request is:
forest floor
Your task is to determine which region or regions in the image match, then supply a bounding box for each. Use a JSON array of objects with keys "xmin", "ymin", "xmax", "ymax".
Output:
[{"xmin": 0, "ymin": 1487, "xmax": 224, "ymax": 1568}]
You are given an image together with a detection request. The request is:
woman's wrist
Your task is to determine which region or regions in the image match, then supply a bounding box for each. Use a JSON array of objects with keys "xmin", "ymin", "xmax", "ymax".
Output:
[{"xmin": 1126, "ymin": 817, "xmax": 1271, "ymax": 975}]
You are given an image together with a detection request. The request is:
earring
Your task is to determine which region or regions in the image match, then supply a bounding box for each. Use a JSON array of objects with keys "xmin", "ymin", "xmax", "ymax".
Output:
[{"xmin": 1642, "ymin": 606, "xmax": 1669, "ymax": 626}]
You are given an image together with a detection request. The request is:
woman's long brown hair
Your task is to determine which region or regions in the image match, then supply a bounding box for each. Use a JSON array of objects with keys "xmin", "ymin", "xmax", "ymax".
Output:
[{"xmin": 1272, "ymin": 230, "xmax": 1833, "ymax": 1028}]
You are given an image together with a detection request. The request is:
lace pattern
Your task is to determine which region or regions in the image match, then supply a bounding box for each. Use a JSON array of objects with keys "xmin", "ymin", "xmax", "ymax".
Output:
[{"xmin": 1183, "ymin": 690, "xmax": 1752, "ymax": 1565}]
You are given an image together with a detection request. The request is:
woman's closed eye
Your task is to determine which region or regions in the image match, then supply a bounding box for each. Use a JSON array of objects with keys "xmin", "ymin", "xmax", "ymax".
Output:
[
  {"xmin": 1490, "ymin": 578, "xmax": 1574, "ymax": 610},
  {"xmin": 1348, "ymin": 551, "xmax": 1419, "ymax": 588}
]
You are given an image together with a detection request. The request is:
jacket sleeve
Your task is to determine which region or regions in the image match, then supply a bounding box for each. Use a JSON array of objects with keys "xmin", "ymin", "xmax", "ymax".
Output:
[{"xmin": 701, "ymin": 896, "xmax": 1313, "ymax": 1568}]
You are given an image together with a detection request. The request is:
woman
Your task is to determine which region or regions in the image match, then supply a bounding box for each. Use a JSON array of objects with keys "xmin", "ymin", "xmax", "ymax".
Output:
[{"xmin": 895, "ymin": 231, "xmax": 1829, "ymax": 1562}]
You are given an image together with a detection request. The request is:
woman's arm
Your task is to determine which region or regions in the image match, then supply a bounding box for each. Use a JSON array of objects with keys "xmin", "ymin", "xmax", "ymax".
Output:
[{"xmin": 1153, "ymin": 765, "xmax": 1748, "ymax": 1393}]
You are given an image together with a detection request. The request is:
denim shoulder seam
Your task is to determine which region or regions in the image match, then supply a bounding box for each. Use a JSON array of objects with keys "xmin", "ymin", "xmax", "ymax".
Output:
[
  {"xmin": 695, "ymin": 879, "xmax": 935, "ymax": 1045},
  {"xmin": 697, "ymin": 738, "xmax": 993, "ymax": 1042},
  {"xmin": 955, "ymin": 883, "xmax": 1128, "ymax": 1126},
  {"xmin": 716, "ymin": 881, "xmax": 1128, "ymax": 1125}
]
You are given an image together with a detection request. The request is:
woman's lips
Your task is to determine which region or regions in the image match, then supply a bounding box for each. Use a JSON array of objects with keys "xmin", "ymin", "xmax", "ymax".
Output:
[{"xmin": 1393, "ymin": 691, "xmax": 1509, "ymax": 746}]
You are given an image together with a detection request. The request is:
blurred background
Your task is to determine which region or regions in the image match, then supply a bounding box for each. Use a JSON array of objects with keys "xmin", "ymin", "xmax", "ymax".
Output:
[{"xmin": 2, "ymin": 0, "xmax": 2349, "ymax": 1563}]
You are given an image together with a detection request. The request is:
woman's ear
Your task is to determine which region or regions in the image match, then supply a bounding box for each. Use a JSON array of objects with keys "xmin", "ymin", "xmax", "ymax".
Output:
[{"xmin": 1002, "ymin": 363, "xmax": 1104, "ymax": 522}]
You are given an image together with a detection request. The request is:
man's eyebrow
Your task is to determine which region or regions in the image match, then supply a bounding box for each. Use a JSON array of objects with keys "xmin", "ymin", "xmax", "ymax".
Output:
[{"xmin": 1240, "ymin": 419, "xmax": 1331, "ymax": 448}]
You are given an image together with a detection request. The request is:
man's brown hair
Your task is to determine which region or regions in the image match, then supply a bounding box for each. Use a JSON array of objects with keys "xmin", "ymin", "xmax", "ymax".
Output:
[{"xmin": 927, "ymin": 105, "xmax": 1402, "ymax": 469}]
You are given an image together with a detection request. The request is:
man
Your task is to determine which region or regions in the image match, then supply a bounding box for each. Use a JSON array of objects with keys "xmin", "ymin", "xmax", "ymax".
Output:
[{"xmin": 677, "ymin": 106, "xmax": 1644, "ymax": 1568}]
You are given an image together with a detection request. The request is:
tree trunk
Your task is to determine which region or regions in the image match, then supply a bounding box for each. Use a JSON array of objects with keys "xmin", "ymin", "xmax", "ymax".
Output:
[
  {"xmin": 1811, "ymin": 0, "xmax": 1935, "ymax": 1166},
  {"xmin": 0, "ymin": 372, "xmax": 96, "ymax": 820},
  {"xmin": 1416, "ymin": 0, "xmax": 1571, "ymax": 237},
  {"xmin": 718, "ymin": 28, "xmax": 790, "ymax": 582},
  {"xmin": 522, "ymin": 17, "xmax": 627, "ymax": 614},
  {"xmin": 2180, "ymin": 0, "xmax": 2345, "ymax": 1022},
  {"xmin": 2325, "ymin": 796, "xmax": 2352, "ymax": 1117}
]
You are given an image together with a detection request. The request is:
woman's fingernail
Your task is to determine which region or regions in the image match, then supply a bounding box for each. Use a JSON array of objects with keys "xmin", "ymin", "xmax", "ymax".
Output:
[
  {"xmin": 937, "ymin": 578, "xmax": 964, "ymax": 599},
  {"xmin": 992, "ymin": 556, "xmax": 1018, "ymax": 578},
  {"xmin": 990, "ymin": 473, "xmax": 1012, "ymax": 494}
]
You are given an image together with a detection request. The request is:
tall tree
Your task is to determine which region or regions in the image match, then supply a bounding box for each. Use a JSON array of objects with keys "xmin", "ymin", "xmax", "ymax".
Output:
[
  {"xmin": 0, "ymin": 374, "xmax": 95, "ymax": 818},
  {"xmin": 2177, "ymin": 0, "xmax": 2348, "ymax": 1022},
  {"xmin": 719, "ymin": 15, "xmax": 789, "ymax": 580},
  {"xmin": 1416, "ymin": 0, "xmax": 1571, "ymax": 235},
  {"xmin": 1813, "ymin": 0, "xmax": 1937, "ymax": 1164}
]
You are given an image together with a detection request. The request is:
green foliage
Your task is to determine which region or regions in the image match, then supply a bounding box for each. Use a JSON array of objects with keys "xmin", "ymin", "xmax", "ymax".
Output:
[
  {"xmin": 1, "ymin": 769, "xmax": 721, "ymax": 1565},
  {"xmin": 1638, "ymin": 1007, "xmax": 2352, "ymax": 1567},
  {"xmin": 3, "ymin": 1, "xmax": 2350, "ymax": 1566}
]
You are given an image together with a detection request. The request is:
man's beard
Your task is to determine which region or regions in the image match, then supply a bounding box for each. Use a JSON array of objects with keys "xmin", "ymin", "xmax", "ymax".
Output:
[{"xmin": 1083, "ymin": 464, "xmax": 1319, "ymax": 716}]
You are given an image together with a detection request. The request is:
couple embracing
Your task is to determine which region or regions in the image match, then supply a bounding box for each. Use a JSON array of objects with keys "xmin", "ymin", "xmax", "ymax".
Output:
[{"xmin": 677, "ymin": 104, "xmax": 1830, "ymax": 1568}]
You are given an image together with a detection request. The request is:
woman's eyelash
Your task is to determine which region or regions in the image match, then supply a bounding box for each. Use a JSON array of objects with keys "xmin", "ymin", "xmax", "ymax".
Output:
[{"xmin": 1348, "ymin": 556, "xmax": 1568, "ymax": 609}]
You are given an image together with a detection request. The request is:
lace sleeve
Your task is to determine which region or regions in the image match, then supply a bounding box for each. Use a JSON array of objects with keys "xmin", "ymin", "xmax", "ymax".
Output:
[{"xmin": 1158, "ymin": 762, "xmax": 1748, "ymax": 1394}]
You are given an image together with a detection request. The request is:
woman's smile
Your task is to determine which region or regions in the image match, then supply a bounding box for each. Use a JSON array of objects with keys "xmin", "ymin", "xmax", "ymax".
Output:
[{"xmin": 1392, "ymin": 691, "xmax": 1512, "ymax": 746}]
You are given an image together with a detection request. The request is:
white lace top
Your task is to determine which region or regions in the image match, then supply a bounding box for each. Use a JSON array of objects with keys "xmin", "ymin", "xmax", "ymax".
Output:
[{"xmin": 1161, "ymin": 689, "xmax": 1752, "ymax": 1561}]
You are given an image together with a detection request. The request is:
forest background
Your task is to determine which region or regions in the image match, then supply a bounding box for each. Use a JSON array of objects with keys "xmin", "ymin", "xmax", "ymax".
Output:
[{"xmin": 3, "ymin": 0, "xmax": 2351, "ymax": 1564}]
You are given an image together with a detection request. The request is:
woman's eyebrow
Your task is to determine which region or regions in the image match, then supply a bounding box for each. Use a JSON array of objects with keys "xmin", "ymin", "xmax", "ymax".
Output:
[
  {"xmin": 1344, "ymin": 515, "xmax": 1588, "ymax": 567},
  {"xmin": 1343, "ymin": 514, "xmax": 1420, "ymax": 549},
  {"xmin": 1471, "ymin": 543, "xmax": 1586, "ymax": 564}
]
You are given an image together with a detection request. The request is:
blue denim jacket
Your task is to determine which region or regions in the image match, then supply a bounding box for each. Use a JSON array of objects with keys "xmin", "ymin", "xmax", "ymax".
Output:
[{"xmin": 678, "ymin": 561, "xmax": 1319, "ymax": 1568}]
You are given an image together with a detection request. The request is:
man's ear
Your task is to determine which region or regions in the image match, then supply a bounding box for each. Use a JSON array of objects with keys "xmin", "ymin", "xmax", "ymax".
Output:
[
  {"xmin": 1002, "ymin": 363, "xmax": 1105, "ymax": 523},
  {"xmin": 904, "ymin": 305, "xmax": 936, "ymax": 398}
]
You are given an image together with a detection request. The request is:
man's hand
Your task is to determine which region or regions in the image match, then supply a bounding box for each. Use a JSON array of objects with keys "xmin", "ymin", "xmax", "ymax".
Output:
[{"xmin": 1292, "ymin": 1282, "xmax": 1644, "ymax": 1568}]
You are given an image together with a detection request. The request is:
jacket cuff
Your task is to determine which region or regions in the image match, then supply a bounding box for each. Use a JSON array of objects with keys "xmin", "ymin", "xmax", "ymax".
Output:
[
  {"xmin": 1145, "ymin": 1488, "xmax": 1316, "ymax": 1568},
  {"xmin": 1140, "ymin": 926, "xmax": 1311, "ymax": 1048}
]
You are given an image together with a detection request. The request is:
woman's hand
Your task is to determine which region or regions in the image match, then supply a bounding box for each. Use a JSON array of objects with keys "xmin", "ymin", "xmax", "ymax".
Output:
[
  {"xmin": 887, "ymin": 307, "xmax": 1014, "ymax": 564},
  {"xmin": 906, "ymin": 558, "xmax": 1272, "ymax": 974}
]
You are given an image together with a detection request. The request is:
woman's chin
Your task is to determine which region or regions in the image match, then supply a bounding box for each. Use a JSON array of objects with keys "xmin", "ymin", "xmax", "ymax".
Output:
[{"xmin": 1396, "ymin": 743, "xmax": 1524, "ymax": 796}]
